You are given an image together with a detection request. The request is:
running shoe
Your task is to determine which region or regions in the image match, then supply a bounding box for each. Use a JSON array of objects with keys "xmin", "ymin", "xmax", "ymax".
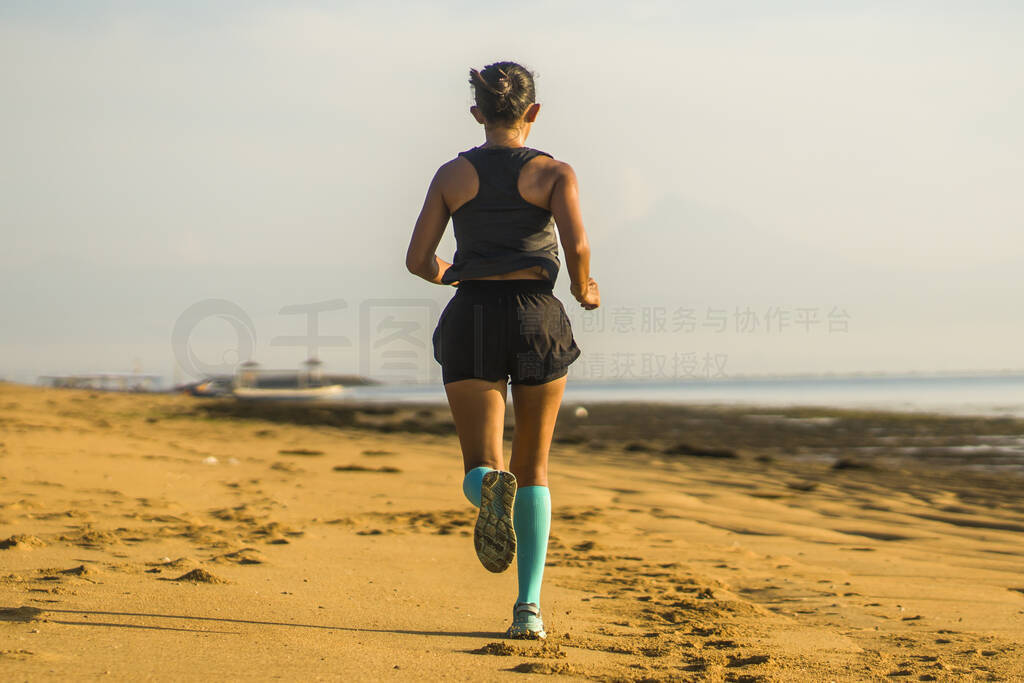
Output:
[
  {"xmin": 506, "ymin": 602, "xmax": 546, "ymax": 640},
  {"xmin": 474, "ymin": 470, "xmax": 517, "ymax": 573}
]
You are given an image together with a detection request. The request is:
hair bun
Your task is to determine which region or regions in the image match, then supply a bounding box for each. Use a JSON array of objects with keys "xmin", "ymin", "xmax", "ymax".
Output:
[
  {"xmin": 468, "ymin": 61, "xmax": 536, "ymax": 124},
  {"xmin": 495, "ymin": 69, "xmax": 512, "ymax": 96},
  {"xmin": 469, "ymin": 68, "xmax": 499, "ymax": 96}
]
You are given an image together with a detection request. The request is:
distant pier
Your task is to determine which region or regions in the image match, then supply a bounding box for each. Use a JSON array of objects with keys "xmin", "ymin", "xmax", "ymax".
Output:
[{"xmin": 37, "ymin": 373, "xmax": 162, "ymax": 392}]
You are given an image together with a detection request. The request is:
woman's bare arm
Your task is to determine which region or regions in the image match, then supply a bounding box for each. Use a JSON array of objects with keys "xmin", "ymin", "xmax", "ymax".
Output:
[
  {"xmin": 549, "ymin": 162, "xmax": 599, "ymax": 309},
  {"xmin": 406, "ymin": 164, "xmax": 456, "ymax": 285}
]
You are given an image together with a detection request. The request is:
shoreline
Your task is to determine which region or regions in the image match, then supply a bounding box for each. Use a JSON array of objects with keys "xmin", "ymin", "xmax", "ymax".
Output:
[
  {"xmin": 189, "ymin": 395, "xmax": 1024, "ymax": 477},
  {"xmin": 16, "ymin": 368, "xmax": 1024, "ymax": 419},
  {"xmin": 338, "ymin": 372, "xmax": 1024, "ymax": 419}
]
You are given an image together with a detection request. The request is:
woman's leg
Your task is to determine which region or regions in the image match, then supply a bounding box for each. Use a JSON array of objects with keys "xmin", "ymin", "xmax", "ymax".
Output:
[
  {"xmin": 444, "ymin": 377, "xmax": 508, "ymax": 505},
  {"xmin": 508, "ymin": 375, "xmax": 565, "ymax": 486},
  {"xmin": 446, "ymin": 376, "xmax": 520, "ymax": 573},
  {"xmin": 508, "ymin": 375, "xmax": 567, "ymax": 612}
]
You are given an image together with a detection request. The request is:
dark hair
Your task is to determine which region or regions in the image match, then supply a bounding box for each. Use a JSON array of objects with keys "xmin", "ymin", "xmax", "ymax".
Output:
[{"xmin": 468, "ymin": 61, "xmax": 536, "ymax": 126}]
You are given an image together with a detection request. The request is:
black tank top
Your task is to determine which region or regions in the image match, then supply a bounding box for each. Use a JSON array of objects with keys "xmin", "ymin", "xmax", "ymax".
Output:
[{"xmin": 440, "ymin": 146, "xmax": 561, "ymax": 285}]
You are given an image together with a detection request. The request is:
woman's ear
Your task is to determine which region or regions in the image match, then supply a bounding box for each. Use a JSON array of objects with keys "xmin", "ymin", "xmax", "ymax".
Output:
[
  {"xmin": 470, "ymin": 106, "xmax": 487, "ymax": 124},
  {"xmin": 523, "ymin": 103, "xmax": 541, "ymax": 123}
]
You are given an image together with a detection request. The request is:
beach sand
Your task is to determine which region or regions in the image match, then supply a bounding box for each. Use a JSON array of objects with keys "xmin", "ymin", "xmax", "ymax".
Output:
[{"xmin": 1, "ymin": 382, "xmax": 1022, "ymax": 681}]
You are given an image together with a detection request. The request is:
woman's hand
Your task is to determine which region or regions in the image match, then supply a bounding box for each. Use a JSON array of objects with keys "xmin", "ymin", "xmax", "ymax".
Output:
[{"xmin": 571, "ymin": 277, "xmax": 600, "ymax": 310}]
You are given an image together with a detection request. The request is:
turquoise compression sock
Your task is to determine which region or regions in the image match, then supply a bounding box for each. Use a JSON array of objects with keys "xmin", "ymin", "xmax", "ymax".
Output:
[
  {"xmin": 462, "ymin": 466, "xmax": 495, "ymax": 507},
  {"xmin": 513, "ymin": 485, "xmax": 551, "ymax": 606}
]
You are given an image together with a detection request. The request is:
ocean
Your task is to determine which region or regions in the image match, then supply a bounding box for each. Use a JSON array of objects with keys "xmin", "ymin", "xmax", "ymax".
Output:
[{"xmin": 341, "ymin": 372, "xmax": 1024, "ymax": 418}]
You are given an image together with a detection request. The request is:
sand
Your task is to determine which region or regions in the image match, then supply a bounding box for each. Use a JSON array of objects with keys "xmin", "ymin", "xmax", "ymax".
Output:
[{"xmin": 1, "ymin": 382, "xmax": 1022, "ymax": 681}]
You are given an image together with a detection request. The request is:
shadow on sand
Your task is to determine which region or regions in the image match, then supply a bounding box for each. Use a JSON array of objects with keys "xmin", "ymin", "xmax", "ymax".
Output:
[{"xmin": 0, "ymin": 605, "xmax": 500, "ymax": 639}]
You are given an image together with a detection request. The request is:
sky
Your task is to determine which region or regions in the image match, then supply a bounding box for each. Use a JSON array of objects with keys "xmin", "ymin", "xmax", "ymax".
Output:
[{"xmin": 1, "ymin": 1, "xmax": 1022, "ymax": 385}]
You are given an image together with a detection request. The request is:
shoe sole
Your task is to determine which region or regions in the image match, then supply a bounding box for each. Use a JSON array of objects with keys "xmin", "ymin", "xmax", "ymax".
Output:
[{"xmin": 474, "ymin": 470, "xmax": 517, "ymax": 573}]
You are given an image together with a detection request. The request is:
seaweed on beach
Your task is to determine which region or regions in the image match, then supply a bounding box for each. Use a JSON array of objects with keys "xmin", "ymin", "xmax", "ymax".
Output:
[{"xmin": 663, "ymin": 443, "xmax": 738, "ymax": 459}]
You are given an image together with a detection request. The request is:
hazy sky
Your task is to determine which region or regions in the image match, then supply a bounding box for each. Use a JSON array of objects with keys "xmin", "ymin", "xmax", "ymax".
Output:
[{"xmin": 2, "ymin": 1, "xmax": 1021, "ymax": 384}]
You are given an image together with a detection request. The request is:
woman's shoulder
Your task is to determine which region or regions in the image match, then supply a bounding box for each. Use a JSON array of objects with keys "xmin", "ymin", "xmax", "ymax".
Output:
[
  {"xmin": 518, "ymin": 145, "xmax": 570, "ymax": 168},
  {"xmin": 522, "ymin": 150, "xmax": 575, "ymax": 184},
  {"xmin": 429, "ymin": 154, "xmax": 480, "ymax": 213},
  {"xmin": 517, "ymin": 151, "xmax": 576, "ymax": 209},
  {"xmin": 433, "ymin": 154, "xmax": 476, "ymax": 182}
]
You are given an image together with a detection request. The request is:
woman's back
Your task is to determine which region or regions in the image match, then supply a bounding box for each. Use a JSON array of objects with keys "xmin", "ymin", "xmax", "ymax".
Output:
[{"xmin": 442, "ymin": 146, "xmax": 561, "ymax": 284}]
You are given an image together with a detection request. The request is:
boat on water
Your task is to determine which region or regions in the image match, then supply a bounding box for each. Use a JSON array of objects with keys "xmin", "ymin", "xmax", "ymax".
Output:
[
  {"xmin": 232, "ymin": 384, "xmax": 347, "ymax": 401},
  {"xmin": 230, "ymin": 358, "xmax": 373, "ymax": 401},
  {"xmin": 178, "ymin": 376, "xmax": 234, "ymax": 397}
]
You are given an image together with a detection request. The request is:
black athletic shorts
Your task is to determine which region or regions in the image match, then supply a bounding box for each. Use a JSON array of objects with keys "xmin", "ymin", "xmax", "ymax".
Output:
[{"xmin": 432, "ymin": 279, "xmax": 581, "ymax": 385}]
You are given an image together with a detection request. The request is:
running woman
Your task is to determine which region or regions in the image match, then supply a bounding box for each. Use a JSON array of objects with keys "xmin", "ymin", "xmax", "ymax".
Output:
[{"xmin": 406, "ymin": 61, "xmax": 600, "ymax": 639}]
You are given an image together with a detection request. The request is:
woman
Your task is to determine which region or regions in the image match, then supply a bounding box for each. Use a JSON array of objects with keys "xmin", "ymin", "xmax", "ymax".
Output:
[{"xmin": 405, "ymin": 61, "xmax": 600, "ymax": 640}]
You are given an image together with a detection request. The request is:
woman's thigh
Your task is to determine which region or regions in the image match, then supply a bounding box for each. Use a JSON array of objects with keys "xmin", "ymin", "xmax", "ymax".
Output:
[
  {"xmin": 444, "ymin": 377, "xmax": 509, "ymax": 473},
  {"xmin": 508, "ymin": 375, "xmax": 567, "ymax": 487}
]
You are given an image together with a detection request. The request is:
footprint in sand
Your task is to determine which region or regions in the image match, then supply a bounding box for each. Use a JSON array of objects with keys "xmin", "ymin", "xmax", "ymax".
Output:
[
  {"xmin": 333, "ymin": 465, "xmax": 401, "ymax": 473},
  {"xmin": 58, "ymin": 527, "xmax": 124, "ymax": 549},
  {"xmin": 278, "ymin": 448, "xmax": 324, "ymax": 456},
  {"xmin": 212, "ymin": 548, "xmax": 267, "ymax": 565},
  {"xmin": 146, "ymin": 557, "xmax": 200, "ymax": 572},
  {"xmin": 470, "ymin": 642, "xmax": 566, "ymax": 659},
  {"xmin": 171, "ymin": 568, "xmax": 228, "ymax": 584},
  {"xmin": 0, "ymin": 606, "xmax": 45, "ymax": 623},
  {"xmin": 58, "ymin": 564, "xmax": 101, "ymax": 579},
  {"xmin": 509, "ymin": 662, "xmax": 582, "ymax": 675},
  {"xmin": 726, "ymin": 653, "xmax": 771, "ymax": 667},
  {"xmin": 704, "ymin": 639, "xmax": 740, "ymax": 649},
  {"xmin": 246, "ymin": 521, "xmax": 304, "ymax": 545},
  {"xmin": 0, "ymin": 535, "xmax": 47, "ymax": 550}
]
